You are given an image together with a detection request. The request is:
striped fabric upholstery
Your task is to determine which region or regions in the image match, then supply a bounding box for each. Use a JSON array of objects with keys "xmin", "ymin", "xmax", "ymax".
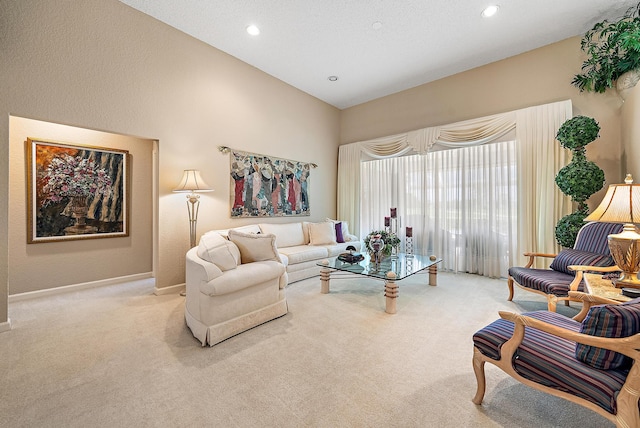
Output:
[
  {"xmin": 508, "ymin": 267, "xmax": 584, "ymax": 296},
  {"xmin": 574, "ymin": 222, "xmax": 623, "ymax": 254},
  {"xmin": 549, "ymin": 249, "xmax": 614, "ymax": 275},
  {"xmin": 473, "ymin": 311, "xmax": 629, "ymax": 414},
  {"xmin": 576, "ymin": 298, "xmax": 640, "ymax": 369},
  {"xmin": 509, "ymin": 222, "xmax": 622, "ymax": 298}
]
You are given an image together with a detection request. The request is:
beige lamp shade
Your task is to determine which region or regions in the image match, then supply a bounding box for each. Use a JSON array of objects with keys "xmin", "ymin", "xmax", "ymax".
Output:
[
  {"xmin": 584, "ymin": 174, "xmax": 640, "ymax": 223},
  {"xmin": 173, "ymin": 170, "xmax": 214, "ymax": 193},
  {"xmin": 585, "ymin": 174, "xmax": 640, "ymax": 288}
]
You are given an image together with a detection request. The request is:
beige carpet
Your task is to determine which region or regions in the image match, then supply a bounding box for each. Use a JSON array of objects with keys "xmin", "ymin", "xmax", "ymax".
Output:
[{"xmin": 0, "ymin": 272, "xmax": 612, "ymax": 427}]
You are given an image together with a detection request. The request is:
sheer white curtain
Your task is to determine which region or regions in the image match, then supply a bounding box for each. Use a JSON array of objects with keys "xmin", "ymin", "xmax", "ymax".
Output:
[
  {"xmin": 338, "ymin": 99, "xmax": 573, "ymax": 275},
  {"xmin": 361, "ymin": 141, "xmax": 517, "ymax": 277}
]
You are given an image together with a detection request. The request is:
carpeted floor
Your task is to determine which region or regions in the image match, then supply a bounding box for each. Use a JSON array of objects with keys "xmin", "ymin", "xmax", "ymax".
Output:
[{"xmin": 0, "ymin": 271, "xmax": 612, "ymax": 427}]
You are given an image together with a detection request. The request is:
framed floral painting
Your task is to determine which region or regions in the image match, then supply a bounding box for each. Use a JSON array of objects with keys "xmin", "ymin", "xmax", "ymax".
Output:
[{"xmin": 26, "ymin": 138, "xmax": 129, "ymax": 243}]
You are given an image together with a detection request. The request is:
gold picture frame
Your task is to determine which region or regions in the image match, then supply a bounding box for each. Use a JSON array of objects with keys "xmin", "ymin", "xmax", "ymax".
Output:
[{"xmin": 26, "ymin": 138, "xmax": 130, "ymax": 243}]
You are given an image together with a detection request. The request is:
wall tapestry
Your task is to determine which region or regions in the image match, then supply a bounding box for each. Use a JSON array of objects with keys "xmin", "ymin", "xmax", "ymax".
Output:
[
  {"xmin": 226, "ymin": 148, "xmax": 312, "ymax": 218},
  {"xmin": 26, "ymin": 138, "xmax": 129, "ymax": 243}
]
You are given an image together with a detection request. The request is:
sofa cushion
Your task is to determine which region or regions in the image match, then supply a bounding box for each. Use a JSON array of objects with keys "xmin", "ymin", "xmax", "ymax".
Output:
[
  {"xmin": 228, "ymin": 230, "xmax": 279, "ymax": 264},
  {"xmin": 197, "ymin": 232, "xmax": 240, "ymax": 271},
  {"xmin": 278, "ymin": 245, "xmax": 329, "ymax": 264},
  {"xmin": 575, "ymin": 298, "xmax": 640, "ymax": 370},
  {"xmin": 549, "ymin": 248, "xmax": 614, "ymax": 276},
  {"xmin": 199, "ymin": 260, "xmax": 285, "ymax": 296},
  {"xmin": 308, "ymin": 221, "xmax": 337, "ymax": 246},
  {"xmin": 259, "ymin": 222, "xmax": 305, "ymax": 248},
  {"xmin": 302, "ymin": 221, "xmax": 311, "ymax": 244}
]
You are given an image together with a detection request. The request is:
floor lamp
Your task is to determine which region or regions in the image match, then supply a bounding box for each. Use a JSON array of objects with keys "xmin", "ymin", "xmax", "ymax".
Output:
[
  {"xmin": 173, "ymin": 170, "xmax": 214, "ymax": 249},
  {"xmin": 585, "ymin": 174, "xmax": 640, "ymax": 288}
]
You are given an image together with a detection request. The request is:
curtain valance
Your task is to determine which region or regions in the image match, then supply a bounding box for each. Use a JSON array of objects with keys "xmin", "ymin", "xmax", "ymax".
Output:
[{"xmin": 337, "ymin": 99, "xmax": 573, "ymax": 262}]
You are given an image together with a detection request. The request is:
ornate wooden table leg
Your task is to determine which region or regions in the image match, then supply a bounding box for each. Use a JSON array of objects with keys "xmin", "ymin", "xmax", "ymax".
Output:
[
  {"xmin": 385, "ymin": 271, "xmax": 398, "ymax": 314},
  {"xmin": 320, "ymin": 260, "xmax": 330, "ymax": 294}
]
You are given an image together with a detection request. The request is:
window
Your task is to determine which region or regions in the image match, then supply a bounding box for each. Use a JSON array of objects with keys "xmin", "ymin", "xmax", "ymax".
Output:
[{"xmin": 361, "ymin": 140, "xmax": 517, "ymax": 278}]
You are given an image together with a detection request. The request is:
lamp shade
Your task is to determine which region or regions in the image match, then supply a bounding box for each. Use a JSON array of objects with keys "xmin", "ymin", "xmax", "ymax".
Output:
[
  {"xmin": 585, "ymin": 174, "xmax": 640, "ymax": 224},
  {"xmin": 173, "ymin": 170, "xmax": 213, "ymax": 193}
]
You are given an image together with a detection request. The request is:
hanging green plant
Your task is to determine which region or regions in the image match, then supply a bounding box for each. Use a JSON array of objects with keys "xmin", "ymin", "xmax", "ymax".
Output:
[
  {"xmin": 554, "ymin": 116, "xmax": 605, "ymax": 247},
  {"xmin": 572, "ymin": 3, "xmax": 640, "ymax": 93}
]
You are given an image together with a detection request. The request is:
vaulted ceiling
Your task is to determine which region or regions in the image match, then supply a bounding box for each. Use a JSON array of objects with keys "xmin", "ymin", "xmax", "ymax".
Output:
[{"xmin": 120, "ymin": 0, "xmax": 638, "ymax": 109}]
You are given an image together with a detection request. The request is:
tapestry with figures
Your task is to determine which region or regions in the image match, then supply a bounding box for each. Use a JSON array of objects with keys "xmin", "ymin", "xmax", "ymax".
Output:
[{"xmin": 229, "ymin": 150, "xmax": 311, "ymax": 218}]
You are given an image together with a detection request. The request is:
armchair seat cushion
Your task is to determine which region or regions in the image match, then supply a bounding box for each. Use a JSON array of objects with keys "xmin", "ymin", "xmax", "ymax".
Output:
[
  {"xmin": 473, "ymin": 311, "xmax": 629, "ymax": 415},
  {"xmin": 508, "ymin": 267, "xmax": 584, "ymax": 297},
  {"xmin": 199, "ymin": 261, "xmax": 285, "ymax": 296}
]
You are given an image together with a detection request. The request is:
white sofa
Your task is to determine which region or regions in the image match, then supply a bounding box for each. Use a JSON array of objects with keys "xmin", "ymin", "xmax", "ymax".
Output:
[
  {"xmin": 185, "ymin": 230, "xmax": 288, "ymax": 346},
  {"xmin": 217, "ymin": 219, "xmax": 361, "ymax": 283}
]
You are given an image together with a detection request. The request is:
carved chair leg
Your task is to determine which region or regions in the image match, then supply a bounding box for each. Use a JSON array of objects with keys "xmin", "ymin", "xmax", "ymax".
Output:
[
  {"xmin": 507, "ymin": 276, "xmax": 514, "ymax": 301},
  {"xmin": 472, "ymin": 348, "xmax": 487, "ymax": 405},
  {"xmin": 547, "ymin": 295, "xmax": 558, "ymax": 312}
]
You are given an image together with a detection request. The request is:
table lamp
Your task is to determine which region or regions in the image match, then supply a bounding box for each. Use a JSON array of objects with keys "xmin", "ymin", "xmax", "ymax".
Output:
[
  {"xmin": 585, "ymin": 174, "xmax": 640, "ymax": 288},
  {"xmin": 173, "ymin": 169, "xmax": 214, "ymax": 248}
]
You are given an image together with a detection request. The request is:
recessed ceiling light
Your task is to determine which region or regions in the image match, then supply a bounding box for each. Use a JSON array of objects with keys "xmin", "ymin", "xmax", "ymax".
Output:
[
  {"xmin": 328, "ymin": 76, "xmax": 338, "ymax": 82},
  {"xmin": 481, "ymin": 5, "xmax": 499, "ymax": 18},
  {"xmin": 246, "ymin": 25, "xmax": 260, "ymax": 36}
]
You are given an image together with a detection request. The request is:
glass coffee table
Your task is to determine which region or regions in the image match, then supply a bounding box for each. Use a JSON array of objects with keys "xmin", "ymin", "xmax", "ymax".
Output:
[{"xmin": 317, "ymin": 253, "xmax": 442, "ymax": 314}]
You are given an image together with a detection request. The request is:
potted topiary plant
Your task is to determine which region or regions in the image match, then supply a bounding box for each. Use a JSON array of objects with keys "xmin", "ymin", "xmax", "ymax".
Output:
[
  {"xmin": 554, "ymin": 116, "xmax": 605, "ymax": 248},
  {"xmin": 572, "ymin": 2, "xmax": 640, "ymax": 97}
]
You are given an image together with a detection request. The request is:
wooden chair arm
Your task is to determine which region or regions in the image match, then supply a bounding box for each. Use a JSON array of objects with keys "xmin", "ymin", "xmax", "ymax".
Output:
[
  {"xmin": 522, "ymin": 252, "xmax": 558, "ymax": 268},
  {"xmin": 567, "ymin": 291, "xmax": 620, "ymax": 322},
  {"xmin": 568, "ymin": 265, "xmax": 621, "ymax": 273},
  {"xmin": 498, "ymin": 311, "xmax": 640, "ymax": 359}
]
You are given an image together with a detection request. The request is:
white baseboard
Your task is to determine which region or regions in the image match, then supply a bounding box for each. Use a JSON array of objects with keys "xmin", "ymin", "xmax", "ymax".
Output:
[
  {"xmin": 154, "ymin": 283, "xmax": 184, "ymax": 296},
  {"xmin": 9, "ymin": 272, "xmax": 154, "ymax": 302},
  {"xmin": 0, "ymin": 319, "xmax": 12, "ymax": 333}
]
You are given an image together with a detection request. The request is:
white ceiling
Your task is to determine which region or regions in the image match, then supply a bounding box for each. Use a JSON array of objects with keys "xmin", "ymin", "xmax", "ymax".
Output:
[{"xmin": 119, "ymin": 0, "xmax": 637, "ymax": 109}]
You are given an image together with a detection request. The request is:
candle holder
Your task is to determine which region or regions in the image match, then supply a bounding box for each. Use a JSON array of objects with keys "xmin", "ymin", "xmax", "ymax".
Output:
[
  {"xmin": 405, "ymin": 236, "xmax": 413, "ymax": 257},
  {"xmin": 389, "ymin": 209, "xmax": 399, "ymax": 259},
  {"xmin": 405, "ymin": 226, "xmax": 413, "ymax": 257}
]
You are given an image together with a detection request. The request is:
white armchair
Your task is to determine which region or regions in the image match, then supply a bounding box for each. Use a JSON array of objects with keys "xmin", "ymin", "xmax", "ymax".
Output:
[{"xmin": 185, "ymin": 230, "xmax": 288, "ymax": 346}]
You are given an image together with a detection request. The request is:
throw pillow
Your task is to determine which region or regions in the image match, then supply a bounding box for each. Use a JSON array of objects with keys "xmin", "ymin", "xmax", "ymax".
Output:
[
  {"xmin": 197, "ymin": 232, "xmax": 240, "ymax": 271},
  {"xmin": 308, "ymin": 221, "xmax": 337, "ymax": 246},
  {"xmin": 228, "ymin": 230, "xmax": 279, "ymax": 264},
  {"xmin": 334, "ymin": 221, "xmax": 345, "ymax": 243},
  {"xmin": 326, "ymin": 218, "xmax": 350, "ymax": 237},
  {"xmin": 549, "ymin": 248, "xmax": 614, "ymax": 276},
  {"xmin": 575, "ymin": 298, "xmax": 640, "ymax": 370}
]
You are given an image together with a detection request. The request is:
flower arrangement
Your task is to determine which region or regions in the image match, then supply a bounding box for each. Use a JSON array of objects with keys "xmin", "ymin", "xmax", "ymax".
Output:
[
  {"xmin": 41, "ymin": 154, "xmax": 112, "ymax": 206},
  {"xmin": 365, "ymin": 229, "xmax": 401, "ymax": 257}
]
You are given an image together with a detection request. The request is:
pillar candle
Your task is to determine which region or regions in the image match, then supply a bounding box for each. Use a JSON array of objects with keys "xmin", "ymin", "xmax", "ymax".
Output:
[
  {"xmin": 384, "ymin": 216, "xmax": 390, "ymax": 227},
  {"xmin": 390, "ymin": 208, "xmax": 397, "ymax": 218},
  {"xmin": 406, "ymin": 227, "xmax": 412, "ymax": 237}
]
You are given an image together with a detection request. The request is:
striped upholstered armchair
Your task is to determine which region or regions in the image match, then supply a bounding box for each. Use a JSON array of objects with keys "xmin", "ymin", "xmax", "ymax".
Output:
[
  {"xmin": 508, "ymin": 221, "xmax": 623, "ymax": 311},
  {"xmin": 472, "ymin": 291, "xmax": 640, "ymax": 427}
]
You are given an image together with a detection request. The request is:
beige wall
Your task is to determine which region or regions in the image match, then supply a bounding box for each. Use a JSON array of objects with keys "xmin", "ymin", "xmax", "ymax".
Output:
[
  {"xmin": 340, "ymin": 36, "xmax": 626, "ymax": 208},
  {"xmin": 8, "ymin": 117, "xmax": 154, "ymax": 294},
  {"xmin": 622, "ymin": 83, "xmax": 640, "ymax": 180},
  {"xmin": 0, "ymin": 0, "xmax": 340, "ymax": 323}
]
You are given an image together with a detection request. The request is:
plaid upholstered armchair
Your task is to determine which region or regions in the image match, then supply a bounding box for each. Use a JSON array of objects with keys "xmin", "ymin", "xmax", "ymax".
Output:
[
  {"xmin": 472, "ymin": 291, "xmax": 640, "ymax": 427},
  {"xmin": 508, "ymin": 221, "xmax": 623, "ymax": 311}
]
